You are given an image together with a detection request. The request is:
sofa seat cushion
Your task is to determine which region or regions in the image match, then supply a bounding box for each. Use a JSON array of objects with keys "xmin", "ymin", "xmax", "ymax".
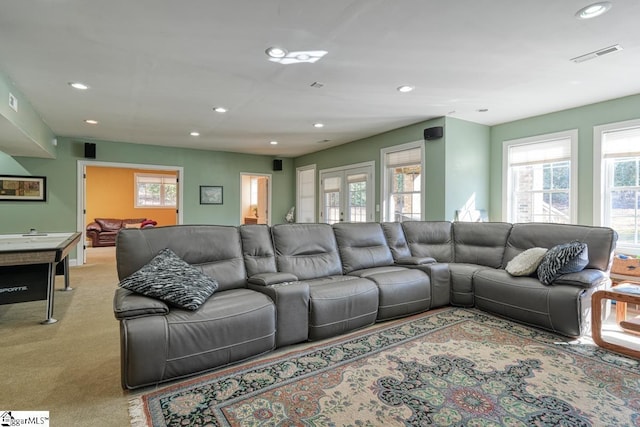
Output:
[
  {"xmin": 305, "ymin": 275, "xmax": 379, "ymax": 341},
  {"xmin": 448, "ymin": 263, "xmax": 492, "ymax": 307},
  {"xmin": 120, "ymin": 289, "xmax": 276, "ymax": 388},
  {"xmin": 355, "ymin": 268, "xmax": 431, "ymax": 321},
  {"xmin": 473, "ymin": 269, "xmax": 587, "ymax": 337}
]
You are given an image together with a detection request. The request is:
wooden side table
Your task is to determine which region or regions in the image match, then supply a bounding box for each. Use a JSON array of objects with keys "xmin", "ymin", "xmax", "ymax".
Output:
[{"xmin": 592, "ymin": 287, "xmax": 640, "ymax": 359}]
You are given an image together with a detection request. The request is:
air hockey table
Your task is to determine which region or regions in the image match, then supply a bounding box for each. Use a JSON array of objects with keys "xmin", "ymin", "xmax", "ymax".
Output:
[{"xmin": 0, "ymin": 231, "xmax": 81, "ymax": 324}]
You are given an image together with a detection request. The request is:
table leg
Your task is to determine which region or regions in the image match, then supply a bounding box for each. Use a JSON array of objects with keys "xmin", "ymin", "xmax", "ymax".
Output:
[
  {"xmin": 41, "ymin": 262, "xmax": 57, "ymax": 324},
  {"xmin": 591, "ymin": 291, "xmax": 605, "ymax": 348},
  {"xmin": 61, "ymin": 256, "xmax": 73, "ymax": 291}
]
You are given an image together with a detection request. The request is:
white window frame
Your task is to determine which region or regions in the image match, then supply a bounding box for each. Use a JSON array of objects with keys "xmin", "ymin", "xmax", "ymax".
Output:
[
  {"xmin": 296, "ymin": 164, "xmax": 316, "ymax": 223},
  {"xmin": 134, "ymin": 173, "xmax": 177, "ymax": 208},
  {"xmin": 380, "ymin": 141, "xmax": 425, "ymax": 222},
  {"xmin": 502, "ymin": 130, "xmax": 578, "ymax": 223},
  {"xmin": 594, "ymin": 118, "xmax": 640, "ymax": 255}
]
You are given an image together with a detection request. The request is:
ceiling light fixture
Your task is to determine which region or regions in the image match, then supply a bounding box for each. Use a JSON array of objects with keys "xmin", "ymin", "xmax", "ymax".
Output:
[
  {"xmin": 265, "ymin": 47, "xmax": 287, "ymax": 58},
  {"xmin": 575, "ymin": 2, "xmax": 612, "ymax": 19},
  {"xmin": 313, "ymin": 123, "xmax": 324, "ymax": 128},
  {"xmin": 213, "ymin": 107, "xmax": 228, "ymax": 113},
  {"xmin": 270, "ymin": 141, "xmax": 278, "ymax": 145},
  {"xmin": 267, "ymin": 49, "xmax": 328, "ymax": 65},
  {"xmin": 69, "ymin": 82, "xmax": 89, "ymax": 90},
  {"xmin": 190, "ymin": 131, "xmax": 200, "ymax": 136},
  {"xmin": 84, "ymin": 119, "xmax": 98, "ymax": 125},
  {"xmin": 397, "ymin": 85, "xmax": 414, "ymax": 93}
]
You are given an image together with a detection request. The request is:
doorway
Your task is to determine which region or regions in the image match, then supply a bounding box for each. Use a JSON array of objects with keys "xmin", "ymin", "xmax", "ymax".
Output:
[
  {"xmin": 319, "ymin": 161, "xmax": 374, "ymax": 224},
  {"xmin": 240, "ymin": 173, "xmax": 271, "ymax": 225},
  {"xmin": 76, "ymin": 160, "xmax": 184, "ymax": 265}
]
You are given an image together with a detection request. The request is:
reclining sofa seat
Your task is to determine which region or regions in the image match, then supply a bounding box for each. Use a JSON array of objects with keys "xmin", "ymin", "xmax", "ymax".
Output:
[
  {"xmin": 473, "ymin": 222, "xmax": 617, "ymax": 337},
  {"xmin": 270, "ymin": 223, "xmax": 379, "ymax": 341},
  {"xmin": 113, "ymin": 225, "xmax": 276, "ymax": 389},
  {"xmin": 333, "ymin": 222, "xmax": 431, "ymax": 320},
  {"xmin": 240, "ymin": 224, "xmax": 308, "ymax": 347},
  {"xmin": 383, "ymin": 221, "xmax": 454, "ymax": 308}
]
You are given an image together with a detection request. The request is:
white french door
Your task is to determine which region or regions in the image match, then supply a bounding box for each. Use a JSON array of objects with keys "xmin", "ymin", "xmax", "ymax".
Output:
[{"xmin": 319, "ymin": 162, "xmax": 374, "ymax": 224}]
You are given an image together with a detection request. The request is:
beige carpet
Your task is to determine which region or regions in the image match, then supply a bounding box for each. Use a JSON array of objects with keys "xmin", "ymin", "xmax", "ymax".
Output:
[{"xmin": 0, "ymin": 247, "xmax": 130, "ymax": 426}]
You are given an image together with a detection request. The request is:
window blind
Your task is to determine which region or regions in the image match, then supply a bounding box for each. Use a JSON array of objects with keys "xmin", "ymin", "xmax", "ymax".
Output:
[
  {"xmin": 508, "ymin": 138, "xmax": 571, "ymax": 167},
  {"xmin": 385, "ymin": 147, "xmax": 421, "ymax": 168},
  {"xmin": 602, "ymin": 126, "xmax": 640, "ymax": 158}
]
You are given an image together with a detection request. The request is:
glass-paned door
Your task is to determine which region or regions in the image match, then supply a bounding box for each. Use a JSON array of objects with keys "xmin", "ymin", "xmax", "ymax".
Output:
[{"xmin": 320, "ymin": 164, "xmax": 373, "ymax": 224}]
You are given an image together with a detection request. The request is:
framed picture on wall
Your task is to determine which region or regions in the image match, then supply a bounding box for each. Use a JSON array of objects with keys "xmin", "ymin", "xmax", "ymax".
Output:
[
  {"xmin": 0, "ymin": 175, "xmax": 47, "ymax": 201},
  {"xmin": 200, "ymin": 185, "xmax": 223, "ymax": 205}
]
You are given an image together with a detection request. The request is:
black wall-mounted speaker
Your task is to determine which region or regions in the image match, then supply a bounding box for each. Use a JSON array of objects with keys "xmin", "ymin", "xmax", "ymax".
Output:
[
  {"xmin": 273, "ymin": 159, "xmax": 283, "ymax": 171},
  {"xmin": 84, "ymin": 142, "xmax": 96, "ymax": 159},
  {"xmin": 424, "ymin": 126, "xmax": 444, "ymax": 141}
]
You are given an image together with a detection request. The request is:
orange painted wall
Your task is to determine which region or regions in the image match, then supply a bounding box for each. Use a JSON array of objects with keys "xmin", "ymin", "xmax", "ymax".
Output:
[{"xmin": 86, "ymin": 166, "xmax": 177, "ymax": 227}]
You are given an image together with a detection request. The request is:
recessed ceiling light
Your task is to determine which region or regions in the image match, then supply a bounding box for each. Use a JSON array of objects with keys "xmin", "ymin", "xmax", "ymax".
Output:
[
  {"xmin": 213, "ymin": 107, "xmax": 228, "ymax": 113},
  {"xmin": 575, "ymin": 2, "xmax": 612, "ymax": 19},
  {"xmin": 190, "ymin": 131, "xmax": 200, "ymax": 136},
  {"xmin": 69, "ymin": 82, "xmax": 89, "ymax": 90},
  {"xmin": 265, "ymin": 47, "xmax": 288, "ymax": 58},
  {"xmin": 84, "ymin": 119, "xmax": 98, "ymax": 125},
  {"xmin": 397, "ymin": 85, "xmax": 414, "ymax": 93},
  {"xmin": 313, "ymin": 123, "xmax": 324, "ymax": 128},
  {"xmin": 270, "ymin": 141, "xmax": 278, "ymax": 145}
]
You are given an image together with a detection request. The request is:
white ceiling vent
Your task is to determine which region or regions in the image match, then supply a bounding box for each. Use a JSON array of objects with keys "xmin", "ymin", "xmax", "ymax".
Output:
[{"xmin": 571, "ymin": 44, "xmax": 623, "ymax": 63}]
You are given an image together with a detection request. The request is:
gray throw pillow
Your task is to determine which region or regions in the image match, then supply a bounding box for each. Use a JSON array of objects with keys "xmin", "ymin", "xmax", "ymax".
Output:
[
  {"xmin": 505, "ymin": 247, "xmax": 548, "ymax": 276},
  {"xmin": 119, "ymin": 248, "xmax": 218, "ymax": 310},
  {"xmin": 537, "ymin": 241, "xmax": 588, "ymax": 285}
]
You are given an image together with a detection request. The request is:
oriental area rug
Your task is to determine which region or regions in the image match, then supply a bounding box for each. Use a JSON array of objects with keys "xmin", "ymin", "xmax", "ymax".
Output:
[{"xmin": 129, "ymin": 308, "xmax": 640, "ymax": 427}]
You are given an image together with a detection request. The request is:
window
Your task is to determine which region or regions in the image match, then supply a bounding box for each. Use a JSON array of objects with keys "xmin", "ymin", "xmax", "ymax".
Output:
[
  {"xmin": 135, "ymin": 173, "xmax": 177, "ymax": 207},
  {"xmin": 594, "ymin": 119, "xmax": 640, "ymax": 253},
  {"xmin": 296, "ymin": 165, "xmax": 316, "ymax": 222},
  {"xmin": 381, "ymin": 142, "xmax": 424, "ymax": 222},
  {"xmin": 503, "ymin": 130, "xmax": 577, "ymax": 223}
]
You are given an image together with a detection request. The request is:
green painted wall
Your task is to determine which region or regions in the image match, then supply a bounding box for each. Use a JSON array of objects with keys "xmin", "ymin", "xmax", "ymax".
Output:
[
  {"xmin": 0, "ymin": 71, "xmax": 57, "ymax": 158},
  {"xmin": 489, "ymin": 93, "xmax": 640, "ymax": 225},
  {"xmin": 1, "ymin": 137, "xmax": 295, "ymax": 235},
  {"xmin": 444, "ymin": 117, "xmax": 490, "ymax": 220},
  {"xmin": 294, "ymin": 116, "xmax": 490, "ymax": 221}
]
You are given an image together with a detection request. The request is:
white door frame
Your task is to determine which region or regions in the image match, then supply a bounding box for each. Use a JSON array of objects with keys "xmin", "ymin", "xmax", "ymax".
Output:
[
  {"xmin": 76, "ymin": 160, "xmax": 184, "ymax": 265},
  {"xmin": 319, "ymin": 161, "xmax": 375, "ymax": 223},
  {"xmin": 239, "ymin": 172, "xmax": 273, "ymax": 225}
]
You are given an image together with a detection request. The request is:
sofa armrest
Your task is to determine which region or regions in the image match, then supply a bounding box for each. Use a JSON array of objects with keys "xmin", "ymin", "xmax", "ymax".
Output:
[
  {"xmin": 113, "ymin": 288, "xmax": 170, "ymax": 320},
  {"xmin": 552, "ymin": 269, "xmax": 610, "ymax": 288},
  {"xmin": 86, "ymin": 221, "xmax": 102, "ymax": 232},
  {"xmin": 248, "ymin": 272, "xmax": 298, "ymax": 286},
  {"xmin": 396, "ymin": 256, "xmax": 436, "ymax": 265}
]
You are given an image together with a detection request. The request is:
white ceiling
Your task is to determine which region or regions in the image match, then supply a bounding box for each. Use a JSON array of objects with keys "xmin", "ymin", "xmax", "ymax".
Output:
[{"xmin": 1, "ymin": 0, "xmax": 639, "ymax": 158}]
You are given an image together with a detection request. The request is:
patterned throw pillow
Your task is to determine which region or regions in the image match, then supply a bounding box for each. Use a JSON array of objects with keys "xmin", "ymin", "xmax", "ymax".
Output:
[
  {"xmin": 536, "ymin": 241, "xmax": 588, "ymax": 285},
  {"xmin": 505, "ymin": 247, "xmax": 548, "ymax": 276},
  {"xmin": 119, "ymin": 248, "xmax": 218, "ymax": 310}
]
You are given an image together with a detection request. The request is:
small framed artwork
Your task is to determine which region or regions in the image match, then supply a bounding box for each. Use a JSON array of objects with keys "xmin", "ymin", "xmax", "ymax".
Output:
[
  {"xmin": 0, "ymin": 175, "xmax": 47, "ymax": 202},
  {"xmin": 200, "ymin": 185, "xmax": 223, "ymax": 205}
]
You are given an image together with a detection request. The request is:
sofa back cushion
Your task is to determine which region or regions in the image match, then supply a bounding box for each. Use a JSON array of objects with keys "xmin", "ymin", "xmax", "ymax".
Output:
[
  {"xmin": 504, "ymin": 223, "xmax": 618, "ymax": 272},
  {"xmin": 402, "ymin": 221, "xmax": 454, "ymax": 262},
  {"xmin": 271, "ymin": 223, "xmax": 342, "ymax": 280},
  {"xmin": 116, "ymin": 225, "xmax": 247, "ymax": 291},
  {"xmin": 453, "ymin": 222, "xmax": 513, "ymax": 268},
  {"xmin": 240, "ymin": 224, "xmax": 277, "ymax": 276},
  {"xmin": 95, "ymin": 218, "xmax": 124, "ymax": 232},
  {"xmin": 333, "ymin": 223, "xmax": 394, "ymax": 273},
  {"xmin": 382, "ymin": 222, "xmax": 412, "ymax": 260}
]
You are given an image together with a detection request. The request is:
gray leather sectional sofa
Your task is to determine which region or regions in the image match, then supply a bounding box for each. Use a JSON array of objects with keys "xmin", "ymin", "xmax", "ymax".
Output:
[{"xmin": 113, "ymin": 221, "xmax": 617, "ymax": 389}]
